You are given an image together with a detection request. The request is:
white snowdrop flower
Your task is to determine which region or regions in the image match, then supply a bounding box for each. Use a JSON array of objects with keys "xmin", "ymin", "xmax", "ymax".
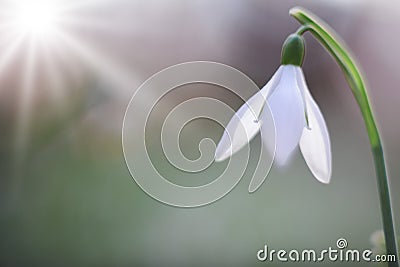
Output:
[{"xmin": 215, "ymin": 34, "xmax": 332, "ymax": 184}]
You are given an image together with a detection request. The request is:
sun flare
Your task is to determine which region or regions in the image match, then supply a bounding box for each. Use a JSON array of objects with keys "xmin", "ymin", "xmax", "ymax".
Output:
[
  {"xmin": 0, "ymin": 0, "xmax": 138, "ymax": 162},
  {"xmin": 7, "ymin": 0, "xmax": 62, "ymax": 39},
  {"xmin": 13, "ymin": 2, "xmax": 59, "ymax": 36}
]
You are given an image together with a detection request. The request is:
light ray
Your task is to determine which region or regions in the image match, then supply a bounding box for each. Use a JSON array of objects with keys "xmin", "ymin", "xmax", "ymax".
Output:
[
  {"xmin": 0, "ymin": 34, "xmax": 26, "ymax": 84},
  {"xmin": 54, "ymin": 29, "xmax": 140, "ymax": 97},
  {"xmin": 42, "ymin": 39, "xmax": 86, "ymax": 90},
  {"xmin": 14, "ymin": 37, "xmax": 37, "ymax": 176},
  {"xmin": 54, "ymin": 0, "xmax": 126, "ymax": 13},
  {"xmin": 39, "ymin": 41, "xmax": 67, "ymax": 104},
  {"xmin": 58, "ymin": 16, "xmax": 138, "ymax": 34}
]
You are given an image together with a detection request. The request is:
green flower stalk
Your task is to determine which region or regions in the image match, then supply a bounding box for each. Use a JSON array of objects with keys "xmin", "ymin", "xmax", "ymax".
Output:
[{"xmin": 289, "ymin": 7, "xmax": 399, "ymax": 266}]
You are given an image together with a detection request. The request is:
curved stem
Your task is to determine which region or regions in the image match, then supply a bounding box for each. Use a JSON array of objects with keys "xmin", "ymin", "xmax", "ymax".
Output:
[
  {"xmin": 295, "ymin": 25, "xmax": 310, "ymax": 36},
  {"xmin": 290, "ymin": 7, "xmax": 398, "ymax": 266}
]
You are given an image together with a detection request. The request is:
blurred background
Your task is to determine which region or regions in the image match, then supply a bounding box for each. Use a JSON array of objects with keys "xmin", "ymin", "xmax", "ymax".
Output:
[{"xmin": 0, "ymin": 0, "xmax": 399, "ymax": 266}]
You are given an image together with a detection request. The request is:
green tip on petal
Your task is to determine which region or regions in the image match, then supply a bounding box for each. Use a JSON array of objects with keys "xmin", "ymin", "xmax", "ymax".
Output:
[{"xmin": 281, "ymin": 34, "xmax": 305, "ymax": 66}]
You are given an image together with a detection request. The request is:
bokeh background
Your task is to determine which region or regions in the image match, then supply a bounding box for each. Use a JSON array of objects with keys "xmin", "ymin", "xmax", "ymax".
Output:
[{"xmin": 0, "ymin": 0, "xmax": 399, "ymax": 266}]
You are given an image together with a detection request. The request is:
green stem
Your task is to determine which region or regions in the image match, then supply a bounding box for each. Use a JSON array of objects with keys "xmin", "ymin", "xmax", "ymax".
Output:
[{"xmin": 290, "ymin": 7, "xmax": 398, "ymax": 266}]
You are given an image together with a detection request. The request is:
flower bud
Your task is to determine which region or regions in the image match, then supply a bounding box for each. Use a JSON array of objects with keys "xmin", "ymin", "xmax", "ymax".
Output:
[{"xmin": 281, "ymin": 34, "xmax": 305, "ymax": 66}]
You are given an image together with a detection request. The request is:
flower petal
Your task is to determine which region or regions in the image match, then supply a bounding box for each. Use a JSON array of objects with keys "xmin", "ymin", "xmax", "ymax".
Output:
[
  {"xmin": 261, "ymin": 65, "xmax": 305, "ymax": 165},
  {"xmin": 214, "ymin": 66, "xmax": 283, "ymax": 161},
  {"xmin": 296, "ymin": 68, "xmax": 332, "ymax": 183}
]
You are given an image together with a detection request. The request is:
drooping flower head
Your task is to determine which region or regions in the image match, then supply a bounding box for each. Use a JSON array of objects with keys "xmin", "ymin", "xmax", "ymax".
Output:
[{"xmin": 215, "ymin": 33, "xmax": 331, "ymax": 186}]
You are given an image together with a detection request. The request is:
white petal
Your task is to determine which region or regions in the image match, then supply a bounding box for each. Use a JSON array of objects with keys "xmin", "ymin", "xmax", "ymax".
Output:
[
  {"xmin": 297, "ymin": 68, "xmax": 332, "ymax": 183},
  {"xmin": 214, "ymin": 66, "xmax": 283, "ymax": 161},
  {"xmin": 261, "ymin": 65, "xmax": 305, "ymax": 165}
]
